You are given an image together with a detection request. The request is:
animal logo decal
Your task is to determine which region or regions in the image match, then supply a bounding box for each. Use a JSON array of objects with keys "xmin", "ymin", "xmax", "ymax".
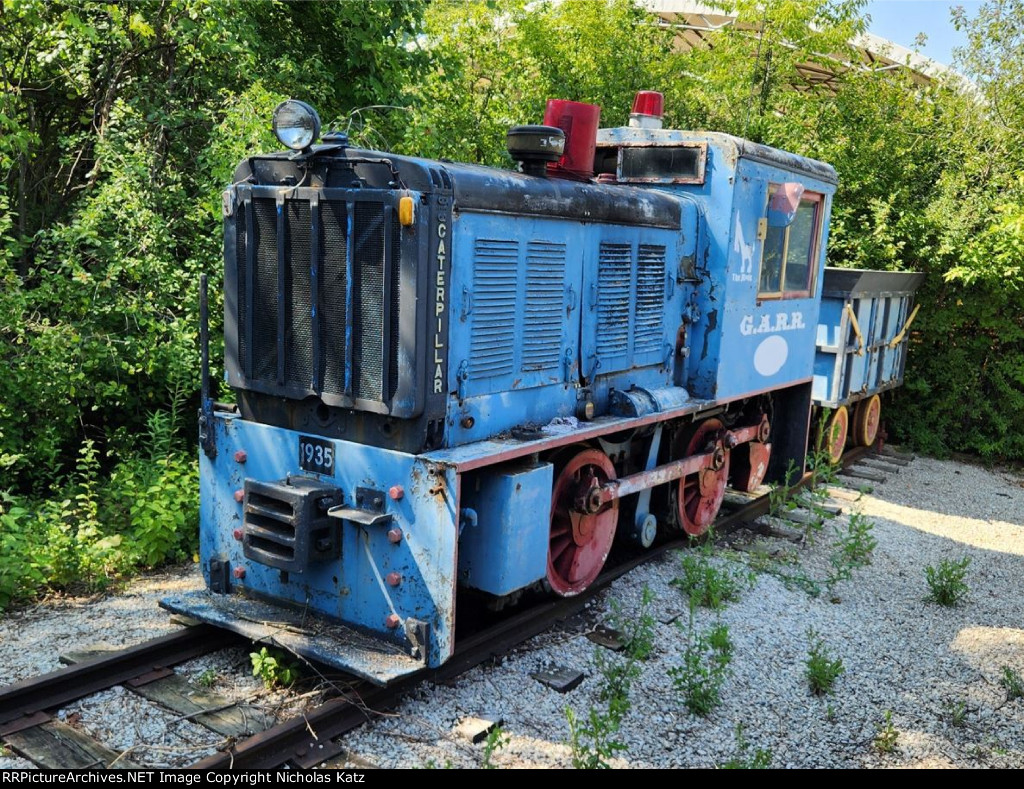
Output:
[{"xmin": 732, "ymin": 213, "xmax": 755, "ymax": 283}]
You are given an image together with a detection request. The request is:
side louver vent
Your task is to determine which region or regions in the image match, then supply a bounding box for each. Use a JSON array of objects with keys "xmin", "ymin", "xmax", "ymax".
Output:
[
  {"xmin": 523, "ymin": 241, "xmax": 566, "ymax": 371},
  {"xmin": 594, "ymin": 241, "xmax": 668, "ymax": 372},
  {"xmin": 635, "ymin": 244, "xmax": 666, "ymax": 355},
  {"xmin": 596, "ymin": 243, "xmax": 632, "ymax": 354},
  {"xmin": 469, "ymin": 239, "xmax": 518, "ymax": 378}
]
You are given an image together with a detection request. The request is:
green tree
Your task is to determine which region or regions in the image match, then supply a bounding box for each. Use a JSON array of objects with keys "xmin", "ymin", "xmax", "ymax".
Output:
[{"xmin": 0, "ymin": 0, "xmax": 426, "ymax": 605}]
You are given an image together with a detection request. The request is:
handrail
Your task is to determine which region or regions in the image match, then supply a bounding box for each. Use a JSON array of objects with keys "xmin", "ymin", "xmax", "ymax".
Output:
[
  {"xmin": 844, "ymin": 303, "xmax": 865, "ymax": 357},
  {"xmin": 888, "ymin": 303, "xmax": 921, "ymax": 349}
]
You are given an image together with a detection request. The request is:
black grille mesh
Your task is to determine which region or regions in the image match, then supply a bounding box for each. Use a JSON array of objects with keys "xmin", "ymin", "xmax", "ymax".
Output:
[
  {"xmin": 252, "ymin": 198, "xmax": 279, "ymax": 381},
  {"xmin": 320, "ymin": 200, "xmax": 348, "ymax": 396},
  {"xmin": 353, "ymin": 202, "xmax": 385, "ymax": 401},
  {"xmin": 285, "ymin": 201, "xmax": 313, "ymax": 387},
  {"xmin": 389, "ymin": 218, "xmax": 401, "ymax": 400},
  {"xmin": 234, "ymin": 193, "xmax": 400, "ymax": 407},
  {"xmin": 235, "ymin": 210, "xmax": 248, "ymax": 372}
]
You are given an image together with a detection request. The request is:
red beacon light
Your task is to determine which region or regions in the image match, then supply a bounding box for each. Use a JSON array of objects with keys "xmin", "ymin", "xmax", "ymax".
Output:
[{"xmin": 629, "ymin": 90, "xmax": 664, "ymax": 130}]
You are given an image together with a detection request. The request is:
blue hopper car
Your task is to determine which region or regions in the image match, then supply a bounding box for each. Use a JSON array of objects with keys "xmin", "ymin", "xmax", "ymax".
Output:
[{"xmin": 813, "ymin": 268, "xmax": 924, "ymax": 462}]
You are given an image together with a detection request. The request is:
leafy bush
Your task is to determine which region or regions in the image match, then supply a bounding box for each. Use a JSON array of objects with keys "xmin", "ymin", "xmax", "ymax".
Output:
[{"xmin": 0, "ymin": 494, "xmax": 47, "ymax": 609}]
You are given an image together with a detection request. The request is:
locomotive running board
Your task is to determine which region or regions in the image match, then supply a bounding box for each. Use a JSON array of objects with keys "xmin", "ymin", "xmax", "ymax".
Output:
[{"xmin": 160, "ymin": 590, "xmax": 426, "ymax": 686}]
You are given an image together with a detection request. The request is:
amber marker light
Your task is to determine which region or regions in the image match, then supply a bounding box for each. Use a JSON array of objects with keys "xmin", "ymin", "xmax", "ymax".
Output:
[{"xmin": 399, "ymin": 194, "xmax": 415, "ymax": 226}]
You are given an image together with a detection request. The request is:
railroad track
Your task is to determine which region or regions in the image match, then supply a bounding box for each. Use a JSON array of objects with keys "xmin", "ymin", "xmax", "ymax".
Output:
[{"xmin": 0, "ymin": 443, "xmax": 904, "ymax": 770}]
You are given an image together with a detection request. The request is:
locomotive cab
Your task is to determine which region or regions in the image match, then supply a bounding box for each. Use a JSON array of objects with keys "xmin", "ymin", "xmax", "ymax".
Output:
[{"xmin": 594, "ymin": 117, "xmax": 837, "ymax": 481}]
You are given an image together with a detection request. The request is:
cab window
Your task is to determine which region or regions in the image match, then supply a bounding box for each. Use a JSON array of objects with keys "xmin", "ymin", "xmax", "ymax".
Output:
[{"xmin": 757, "ymin": 190, "xmax": 822, "ymax": 299}]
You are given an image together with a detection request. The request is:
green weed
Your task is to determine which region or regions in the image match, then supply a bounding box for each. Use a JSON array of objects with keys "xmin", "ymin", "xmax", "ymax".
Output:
[
  {"xmin": 481, "ymin": 725, "xmax": 510, "ymax": 769},
  {"xmin": 874, "ymin": 710, "xmax": 899, "ymax": 754},
  {"xmin": 827, "ymin": 513, "xmax": 877, "ymax": 586},
  {"xmin": 608, "ymin": 586, "xmax": 657, "ymax": 661},
  {"xmin": 1000, "ymin": 666, "xmax": 1024, "ymax": 701},
  {"xmin": 196, "ymin": 668, "xmax": 218, "ymax": 688},
  {"xmin": 718, "ymin": 723, "xmax": 772, "ymax": 769},
  {"xmin": 566, "ymin": 706, "xmax": 627, "ymax": 769},
  {"xmin": 669, "ymin": 618, "xmax": 733, "ymax": 716},
  {"xmin": 250, "ymin": 646, "xmax": 299, "ymax": 689},
  {"xmin": 942, "ymin": 699, "xmax": 968, "ymax": 728},
  {"xmin": 767, "ymin": 459, "xmax": 801, "ymax": 518},
  {"xmin": 808, "ymin": 410, "xmax": 842, "ymax": 483},
  {"xmin": 566, "ymin": 593, "xmax": 649, "ymax": 769},
  {"xmin": 924, "ymin": 557, "xmax": 971, "ymax": 606},
  {"xmin": 670, "ymin": 550, "xmax": 753, "ymax": 610},
  {"xmin": 804, "ymin": 628, "xmax": 844, "ymax": 695}
]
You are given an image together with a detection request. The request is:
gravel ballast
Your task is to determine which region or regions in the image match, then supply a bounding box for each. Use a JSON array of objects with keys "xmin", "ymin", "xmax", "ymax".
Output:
[
  {"xmin": 1, "ymin": 454, "xmax": 1022, "ymax": 768},
  {"xmin": 342, "ymin": 455, "xmax": 1024, "ymax": 768}
]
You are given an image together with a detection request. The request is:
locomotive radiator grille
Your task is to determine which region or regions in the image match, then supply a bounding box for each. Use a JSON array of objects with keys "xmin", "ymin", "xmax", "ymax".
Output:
[
  {"xmin": 285, "ymin": 201, "xmax": 314, "ymax": 389},
  {"xmin": 319, "ymin": 199, "xmax": 348, "ymax": 397},
  {"xmin": 252, "ymin": 198, "xmax": 280, "ymax": 382},
  {"xmin": 235, "ymin": 210, "xmax": 248, "ymax": 375},
  {"xmin": 353, "ymin": 203, "xmax": 386, "ymax": 401},
  {"xmin": 232, "ymin": 190, "xmax": 402, "ymax": 409}
]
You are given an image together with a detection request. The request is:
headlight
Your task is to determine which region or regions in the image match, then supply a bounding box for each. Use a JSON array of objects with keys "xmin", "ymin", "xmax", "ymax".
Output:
[{"xmin": 272, "ymin": 100, "xmax": 321, "ymax": 151}]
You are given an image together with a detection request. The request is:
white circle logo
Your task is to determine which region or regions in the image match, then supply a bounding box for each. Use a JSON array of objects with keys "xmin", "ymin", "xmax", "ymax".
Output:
[{"xmin": 754, "ymin": 335, "xmax": 788, "ymax": 377}]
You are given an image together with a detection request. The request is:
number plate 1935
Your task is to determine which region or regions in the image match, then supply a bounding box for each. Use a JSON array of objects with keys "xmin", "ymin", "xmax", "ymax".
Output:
[{"xmin": 299, "ymin": 435, "xmax": 335, "ymax": 476}]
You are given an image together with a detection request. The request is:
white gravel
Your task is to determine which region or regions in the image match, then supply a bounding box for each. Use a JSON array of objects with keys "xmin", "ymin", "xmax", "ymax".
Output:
[
  {"xmin": 341, "ymin": 454, "xmax": 1024, "ymax": 768},
  {"xmin": 0, "ymin": 566, "xmax": 201, "ymax": 684},
  {"xmin": 1, "ymin": 454, "xmax": 1022, "ymax": 768}
]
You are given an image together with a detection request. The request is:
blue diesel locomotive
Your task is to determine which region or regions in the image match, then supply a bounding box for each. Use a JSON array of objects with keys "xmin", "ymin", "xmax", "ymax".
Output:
[{"xmin": 164, "ymin": 92, "xmax": 883, "ymax": 684}]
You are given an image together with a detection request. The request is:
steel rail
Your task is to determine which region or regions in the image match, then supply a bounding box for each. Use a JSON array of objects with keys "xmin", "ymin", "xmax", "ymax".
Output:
[{"xmin": 0, "ymin": 625, "xmax": 239, "ymax": 733}]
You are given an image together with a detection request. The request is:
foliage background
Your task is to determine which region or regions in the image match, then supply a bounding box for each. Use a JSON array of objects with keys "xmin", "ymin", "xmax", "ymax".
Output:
[{"xmin": 1, "ymin": 0, "xmax": 1021, "ymax": 606}]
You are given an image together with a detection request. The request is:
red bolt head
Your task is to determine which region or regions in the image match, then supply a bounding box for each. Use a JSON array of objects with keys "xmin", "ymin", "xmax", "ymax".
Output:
[
  {"xmin": 386, "ymin": 572, "xmax": 402, "ymax": 587},
  {"xmin": 384, "ymin": 614, "xmax": 401, "ymax": 629},
  {"xmin": 232, "ymin": 566, "xmax": 246, "ymax": 580},
  {"xmin": 234, "ymin": 489, "xmax": 245, "ymax": 503},
  {"xmin": 234, "ymin": 449, "xmax": 248, "ymax": 463},
  {"xmin": 388, "ymin": 485, "xmax": 404, "ymax": 501},
  {"xmin": 232, "ymin": 528, "xmax": 244, "ymax": 541},
  {"xmin": 387, "ymin": 528, "xmax": 403, "ymax": 544}
]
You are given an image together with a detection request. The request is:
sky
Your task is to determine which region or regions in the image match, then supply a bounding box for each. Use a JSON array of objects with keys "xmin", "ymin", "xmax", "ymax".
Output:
[{"xmin": 863, "ymin": 0, "xmax": 984, "ymax": 66}]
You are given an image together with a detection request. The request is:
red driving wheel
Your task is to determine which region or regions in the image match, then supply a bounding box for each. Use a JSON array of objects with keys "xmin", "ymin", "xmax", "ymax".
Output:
[
  {"xmin": 673, "ymin": 418, "xmax": 730, "ymax": 537},
  {"xmin": 547, "ymin": 448, "xmax": 619, "ymax": 597}
]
